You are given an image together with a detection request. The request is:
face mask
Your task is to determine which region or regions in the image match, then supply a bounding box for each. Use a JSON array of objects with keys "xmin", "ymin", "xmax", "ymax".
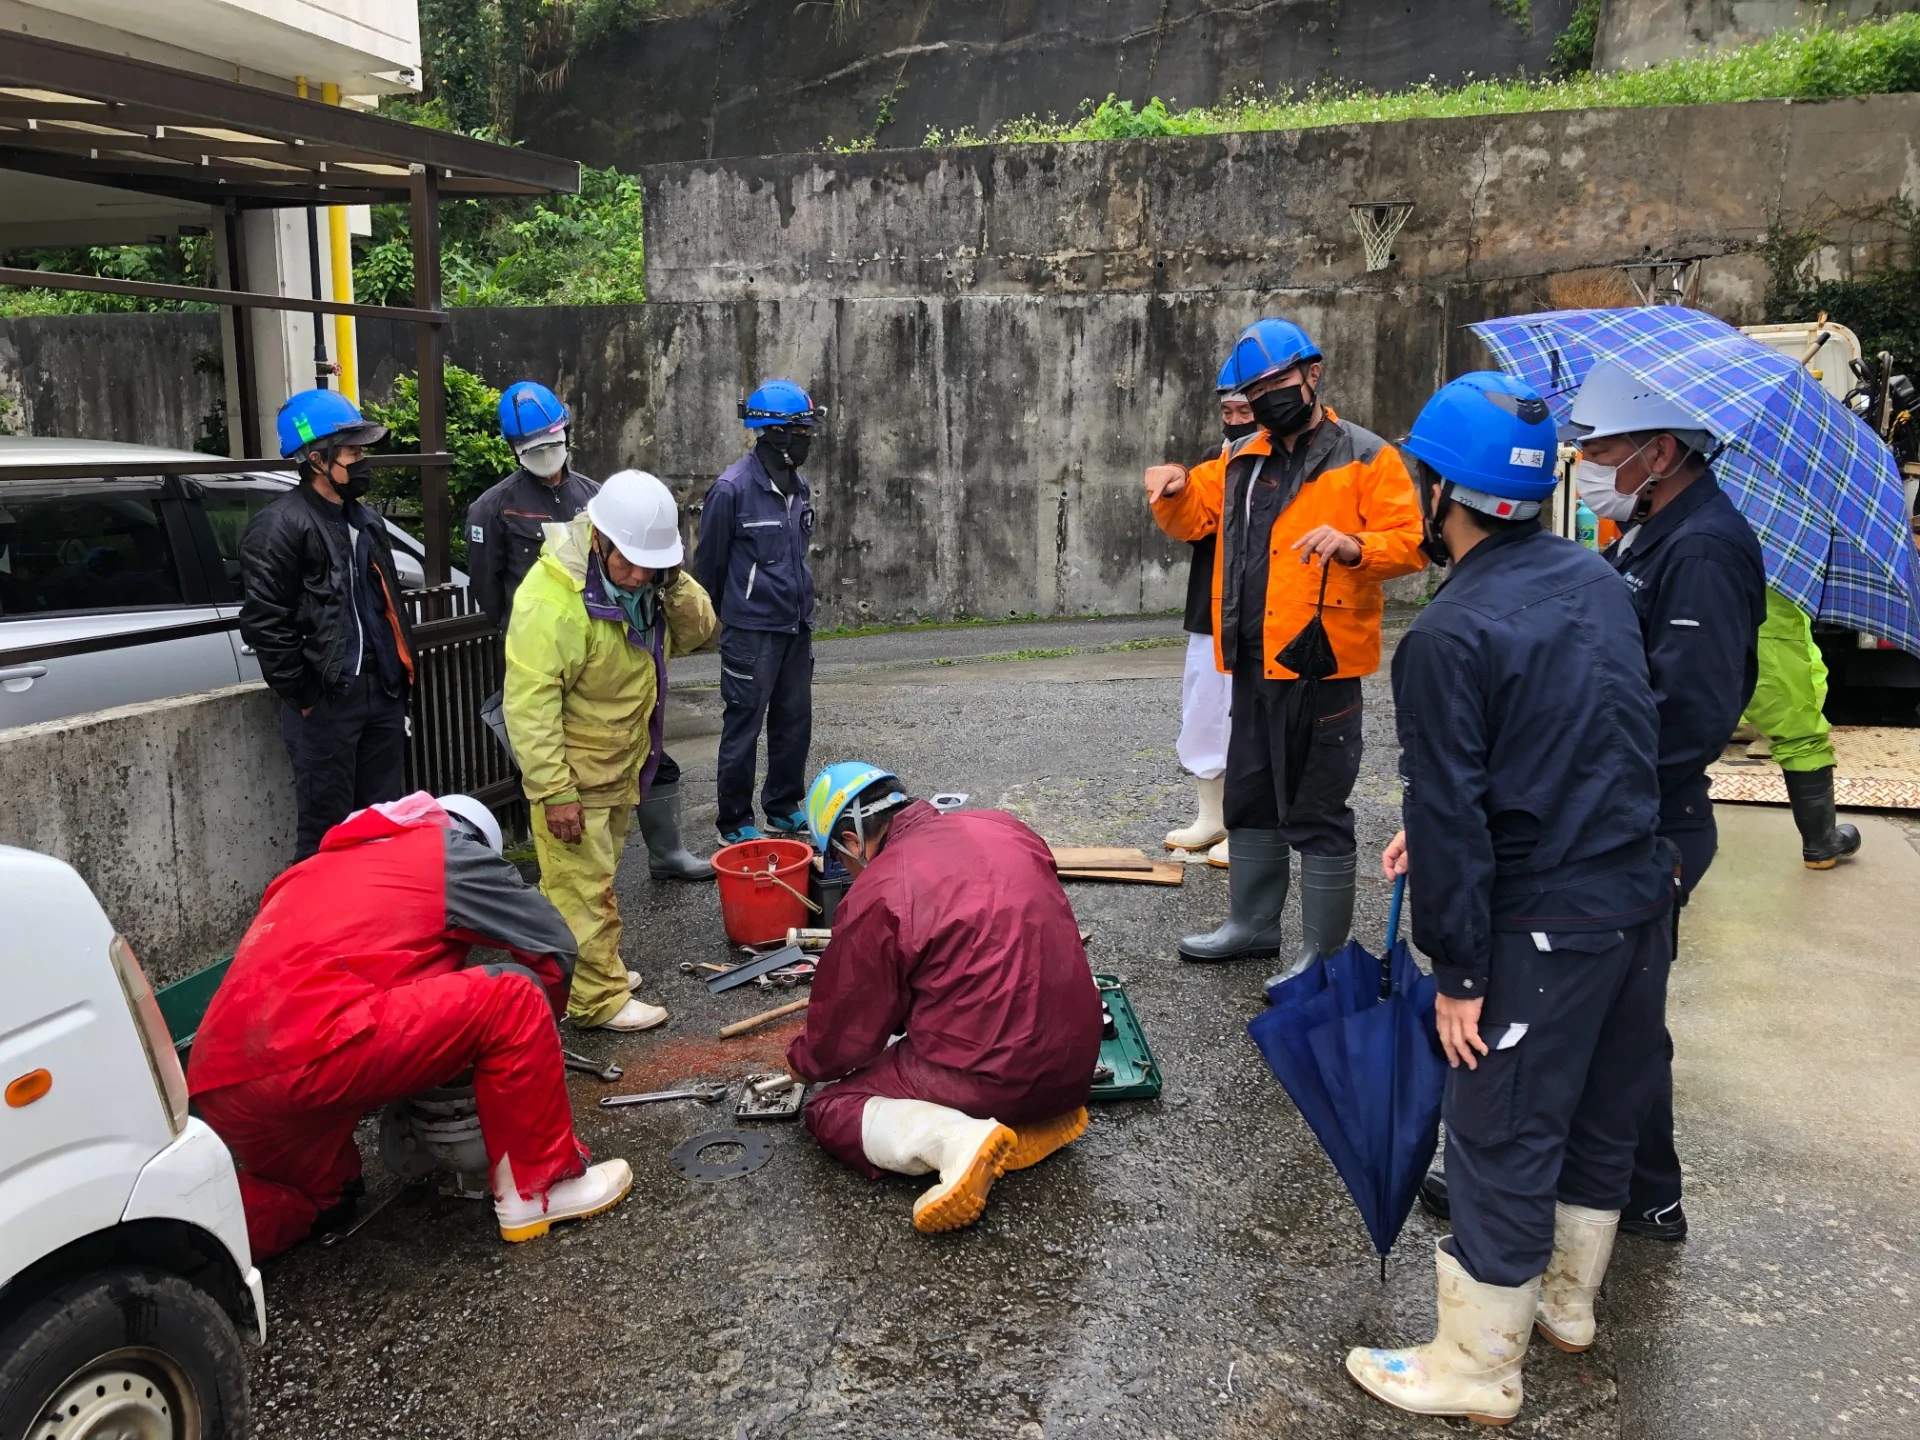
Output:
[
  {"xmin": 597, "ymin": 547, "xmax": 658, "ymax": 634},
  {"xmin": 517, "ymin": 437, "xmax": 568, "ymax": 479},
  {"xmin": 1222, "ymin": 419, "xmax": 1259, "ymax": 442},
  {"xmin": 763, "ymin": 430, "xmax": 812, "ymax": 470},
  {"xmin": 335, "ymin": 456, "xmax": 373, "ymax": 503},
  {"xmin": 1250, "ymin": 382, "xmax": 1315, "ymax": 440},
  {"xmin": 1575, "ymin": 440, "xmax": 1662, "ymax": 524}
]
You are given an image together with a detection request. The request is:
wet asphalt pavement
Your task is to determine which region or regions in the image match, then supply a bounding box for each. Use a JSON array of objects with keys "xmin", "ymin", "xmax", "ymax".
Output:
[{"xmin": 246, "ymin": 615, "xmax": 1920, "ymax": 1440}]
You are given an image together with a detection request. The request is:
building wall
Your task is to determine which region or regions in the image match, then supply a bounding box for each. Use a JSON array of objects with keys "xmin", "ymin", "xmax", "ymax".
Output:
[
  {"xmin": 1594, "ymin": 0, "xmax": 1920, "ymax": 71},
  {"xmin": 520, "ymin": 0, "xmax": 1583, "ymax": 168}
]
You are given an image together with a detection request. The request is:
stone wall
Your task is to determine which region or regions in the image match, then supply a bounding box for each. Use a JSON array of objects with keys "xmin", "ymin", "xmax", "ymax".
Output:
[
  {"xmin": 0, "ymin": 684, "xmax": 293, "ymax": 985},
  {"xmin": 1595, "ymin": 1, "xmax": 1920, "ymax": 72},
  {"xmin": 521, "ymin": 0, "xmax": 1583, "ymax": 169},
  {"xmin": 0, "ymin": 311, "xmax": 223, "ymax": 451}
]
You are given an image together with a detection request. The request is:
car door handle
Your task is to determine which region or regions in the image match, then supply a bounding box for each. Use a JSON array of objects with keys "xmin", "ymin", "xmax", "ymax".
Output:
[{"xmin": 1, "ymin": 663, "xmax": 48, "ymax": 687}]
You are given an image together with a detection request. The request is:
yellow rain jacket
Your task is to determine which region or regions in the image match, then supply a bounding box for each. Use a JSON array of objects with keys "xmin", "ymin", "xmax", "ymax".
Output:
[{"xmin": 504, "ymin": 514, "xmax": 718, "ymax": 809}]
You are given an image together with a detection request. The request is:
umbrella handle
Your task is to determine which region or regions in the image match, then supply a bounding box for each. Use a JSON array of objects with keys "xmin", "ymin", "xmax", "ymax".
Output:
[{"xmin": 1381, "ymin": 872, "xmax": 1406, "ymax": 1003}]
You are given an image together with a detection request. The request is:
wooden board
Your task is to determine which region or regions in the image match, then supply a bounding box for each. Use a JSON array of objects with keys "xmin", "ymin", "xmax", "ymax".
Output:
[
  {"xmin": 1059, "ymin": 863, "xmax": 1185, "ymax": 886},
  {"xmin": 1050, "ymin": 846, "xmax": 1153, "ymax": 872}
]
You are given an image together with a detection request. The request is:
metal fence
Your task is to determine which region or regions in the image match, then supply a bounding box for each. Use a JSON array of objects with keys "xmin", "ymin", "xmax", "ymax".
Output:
[{"xmin": 401, "ymin": 584, "xmax": 527, "ymax": 840}]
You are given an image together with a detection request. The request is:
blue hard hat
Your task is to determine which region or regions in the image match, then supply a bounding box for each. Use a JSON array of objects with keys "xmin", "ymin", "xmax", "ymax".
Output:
[
  {"xmin": 498, "ymin": 381, "xmax": 569, "ymax": 443},
  {"xmin": 739, "ymin": 379, "xmax": 826, "ymax": 430},
  {"xmin": 1403, "ymin": 371, "xmax": 1560, "ymax": 502},
  {"xmin": 1219, "ymin": 319, "xmax": 1320, "ymax": 394},
  {"xmin": 806, "ymin": 760, "xmax": 906, "ymax": 854},
  {"xmin": 1214, "ymin": 350, "xmax": 1243, "ymax": 398},
  {"xmin": 276, "ymin": 388, "xmax": 386, "ymax": 459}
]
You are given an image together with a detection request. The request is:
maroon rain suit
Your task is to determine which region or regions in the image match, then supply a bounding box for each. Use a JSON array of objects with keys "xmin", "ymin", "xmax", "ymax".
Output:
[
  {"xmin": 786, "ymin": 801, "xmax": 1104, "ymax": 1176},
  {"xmin": 190, "ymin": 794, "xmax": 587, "ymax": 1259}
]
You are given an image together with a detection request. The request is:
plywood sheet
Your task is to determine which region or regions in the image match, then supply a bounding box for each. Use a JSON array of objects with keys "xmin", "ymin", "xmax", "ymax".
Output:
[
  {"xmin": 1050, "ymin": 846, "xmax": 1154, "ymax": 872},
  {"xmin": 1708, "ymin": 725, "xmax": 1920, "ymax": 811},
  {"xmin": 1058, "ymin": 864, "xmax": 1185, "ymax": 886}
]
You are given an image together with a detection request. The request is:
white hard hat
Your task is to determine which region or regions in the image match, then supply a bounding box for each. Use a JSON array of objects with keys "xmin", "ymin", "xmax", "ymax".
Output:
[
  {"xmin": 586, "ymin": 469, "xmax": 684, "ymax": 569},
  {"xmin": 438, "ymin": 794, "xmax": 503, "ymax": 854},
  {"xmin": 1565, "ymin": 361, "xmax": 1717, "ymax": 454}
]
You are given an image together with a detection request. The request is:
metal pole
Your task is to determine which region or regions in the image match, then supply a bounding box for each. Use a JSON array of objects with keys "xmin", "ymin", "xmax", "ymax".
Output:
[
  {"xmin": 221, "ymin": 201, "xmax": 260, "ymax": 459},
  {"xmin": 296, "ymin": 76, "xmax": 330, "ymax": 390},
  {"xmin": 412, "ymin": 166, "xmax": 449, "ymax": 586}
]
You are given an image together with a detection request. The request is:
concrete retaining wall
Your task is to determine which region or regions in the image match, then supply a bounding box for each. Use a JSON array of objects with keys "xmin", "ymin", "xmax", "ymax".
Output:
[
  {"xmin": 0, "ymin": 684, "xmax": 292, "ymax": 984},
  {"xmin": 1596, "ymin": 1, "xmax": 1920, "ymax": 72},
  {"xmin": 0, "ymin": 310, "xmax": 224, "ymax": 451}
]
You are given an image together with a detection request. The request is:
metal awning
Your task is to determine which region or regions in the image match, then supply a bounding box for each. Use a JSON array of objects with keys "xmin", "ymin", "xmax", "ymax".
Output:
[{"xmin": 0, "ymin": 31, "xmax": 578, "ymax": 208}]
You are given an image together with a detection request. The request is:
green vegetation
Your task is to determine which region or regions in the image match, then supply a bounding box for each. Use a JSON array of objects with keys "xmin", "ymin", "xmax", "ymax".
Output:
[
  {"xmin": 0, "ymin": 238, "xmax": 215, "ymax": 318},
  {"xmin": 920, "ymin": 14, "xmax": 1920, "ymax": 147},
  {"xmin": 363, "ymin": 362, "xmax": 515, "ymax": 563},
  {"xmin": 419, "ymin": 0, "xmax": 653, "ymax": 136},
  {"xmin": 1550, "ymin": 0, "xmax": 1605, "ymax": 75}
]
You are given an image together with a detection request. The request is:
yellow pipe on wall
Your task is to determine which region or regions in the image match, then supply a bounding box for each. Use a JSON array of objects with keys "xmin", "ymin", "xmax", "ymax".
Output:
[{"xmin": 321, "ymin": 82, "xmax": 359, "ymax": 404}]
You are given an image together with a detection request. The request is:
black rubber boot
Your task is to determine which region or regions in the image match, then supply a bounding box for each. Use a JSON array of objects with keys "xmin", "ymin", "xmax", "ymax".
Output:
[
  {"xmin": 1265, "ymin": 849, "xmax": 1356, "ymax": 988},
  {"xmin": 1782, "ymin": 767, "xmax": 1862, "ymax": 869},
  {"xmin": 1418, "ymin": 1167, "xmax": 1451, "ymax": 1222},
  {"xmin": 636, "ymin": 781, "xmax": 715, "ymax": 882},
  {"xmin": 1179, "ymin": 829, "xmax": 1289, "ymax": 963}
]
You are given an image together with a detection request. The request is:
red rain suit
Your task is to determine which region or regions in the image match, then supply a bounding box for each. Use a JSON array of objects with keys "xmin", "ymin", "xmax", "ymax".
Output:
[
  {"xmin": 786, "ymin": 801, "xmax": 1103, "ymax": 1175},
  {"xmin": 190, "ymin": 794, "xmax": 586, "ymax": 1258}
]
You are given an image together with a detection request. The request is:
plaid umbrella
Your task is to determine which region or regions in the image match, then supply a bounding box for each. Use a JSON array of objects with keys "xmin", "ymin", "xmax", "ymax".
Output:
[{"xmin": 1472, "ymin": 306, "xmax": 1920, "ymax": 657}]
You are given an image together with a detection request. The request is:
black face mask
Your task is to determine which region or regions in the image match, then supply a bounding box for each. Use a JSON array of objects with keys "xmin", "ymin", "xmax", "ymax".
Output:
[
  {"xmin": 1250, "ymin": 382, "xmax": 1315, "ymax": 440},
  {"xmin": 1222, "ymin": 419, "xmax": 1259, "ymax": 442},
  {"xmin": 762, "ymin": 430, "xmax": 812, "ymax": 470},
  {"xmin": 336, "ymin": 457, "xmax": 374, "ymax": 503}
]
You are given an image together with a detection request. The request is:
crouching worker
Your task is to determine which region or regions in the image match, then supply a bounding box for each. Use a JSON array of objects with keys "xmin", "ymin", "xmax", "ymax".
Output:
[
  {"xmin": 786, "ymin": 763, "xmax": 1104, "ymax": 1234},
  {"xmin": 506, "ymin": 470, "xmax": 718, "ymax": 1032},
  {"xmin": 189, "ymin": 793, "xmax": 633, "ymax": 1260}
]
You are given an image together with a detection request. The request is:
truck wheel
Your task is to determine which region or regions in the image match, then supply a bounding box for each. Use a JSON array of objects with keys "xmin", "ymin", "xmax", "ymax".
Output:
[{"xmin": 0, "ymin": 1268, "xmax": 248, "ymax": 1439}]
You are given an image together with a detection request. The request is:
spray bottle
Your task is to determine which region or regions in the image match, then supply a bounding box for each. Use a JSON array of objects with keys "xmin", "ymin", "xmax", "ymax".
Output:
[{"xmin": 1575, "ymin": 498, "xmax": 1600, "ymax": 551}]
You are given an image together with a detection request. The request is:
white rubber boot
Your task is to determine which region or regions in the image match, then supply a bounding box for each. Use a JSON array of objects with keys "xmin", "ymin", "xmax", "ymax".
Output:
[
  {"xmin": 1165, "ymin": 775, "xmax": 1227, "ymax": 851},
  {"xmin": 1536, "ymin": 1203, "xmax": 1619, "ymax": 1353},
  {"xmin": 626, "ymin": 969, "xmax": 642, "ymax": 991},
  {"xmin": 1346, "ymin": 1239, "xmax": 1537, "ymax": 1425},
  {"xmin": 493, "ymin": 1154, "xmax": 633, "ymax": 1242},
  {"xmin": 1206, "ymin": 836, "xmax": 1229, "ymax": 868},
  {"xmin": 596, "ymin": 997, "xmax": 668, "ymax": 1032},
  {"xmin": 860, "ymin": 1097, "xmax": 1016, "ymax": 1235}
]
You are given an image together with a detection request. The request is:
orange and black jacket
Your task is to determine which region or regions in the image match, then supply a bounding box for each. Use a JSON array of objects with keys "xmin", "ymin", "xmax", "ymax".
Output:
[{"xmin": 1152, "ymin": 410, "xmax": 1426, "ymax": 680}]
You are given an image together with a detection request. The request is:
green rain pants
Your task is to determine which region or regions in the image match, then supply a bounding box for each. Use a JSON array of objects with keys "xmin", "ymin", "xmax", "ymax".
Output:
[
  {"xmin": 532, "ymin": 802, "xmax": 634, "ymax": 1028},
  {"xmin": 1742, "ymin": 588, "xmax": 1837, "ymax": 773}
]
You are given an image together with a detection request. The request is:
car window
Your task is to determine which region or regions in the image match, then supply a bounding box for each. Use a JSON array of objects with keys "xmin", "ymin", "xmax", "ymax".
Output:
[
  {"xmin": 198, "ymin": 488, "xmax": 281, "ymax": 589},
  {"xmin": 0, "ymin": 492, "xmax": 184, "ymax": 617}
]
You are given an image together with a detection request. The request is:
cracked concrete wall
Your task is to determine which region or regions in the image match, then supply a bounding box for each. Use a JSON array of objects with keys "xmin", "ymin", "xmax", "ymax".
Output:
[
  {"xmin": 0, "ymin": 312, "xmax": 223, "ymax": 450},
  {"xmin": 1595, "ymin": 1, "xmax": 1920, "ymax": 72},
  {"xmin": 520, "ymin": 0, "xmax": 1582, "ymax": 168}
]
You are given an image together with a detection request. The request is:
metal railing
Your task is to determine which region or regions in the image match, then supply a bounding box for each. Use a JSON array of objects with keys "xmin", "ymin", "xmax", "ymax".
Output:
[{"xmin": 400, "ymin": 584, "xmax": 527, "ymax": 840}]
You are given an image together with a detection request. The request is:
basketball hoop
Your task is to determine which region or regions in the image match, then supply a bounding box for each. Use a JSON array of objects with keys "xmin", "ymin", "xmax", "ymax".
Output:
[{"xmin": 1349, "ymin": 200, "xmax": 1414, "ymax": 273}]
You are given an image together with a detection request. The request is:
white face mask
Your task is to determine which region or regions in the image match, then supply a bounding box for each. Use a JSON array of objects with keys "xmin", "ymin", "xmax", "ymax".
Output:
[
  {"xmin": 1574, "ymin": 438, "xmax": 1660, "ymax": 524},
  {"xmin": 517, "ymin": 436, "xmax": 568, "ymax": 479}
]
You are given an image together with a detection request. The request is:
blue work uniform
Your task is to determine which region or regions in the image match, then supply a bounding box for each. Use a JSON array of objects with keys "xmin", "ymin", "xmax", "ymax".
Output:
[
  {"xmin": 1394, "ymin": 524, "xmax": 1674, "ymax": 1287},
  {"xmin": 1604, "ymin": 469, "xmax": 1765, "ymax": 1218},
  {"xmin": 694, "ymin": 442, "xmax": 817, "ymax": 831}
]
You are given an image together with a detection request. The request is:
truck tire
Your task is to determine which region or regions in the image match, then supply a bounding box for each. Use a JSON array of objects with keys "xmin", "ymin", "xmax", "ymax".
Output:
[{"xmin": 0, "ymin": 1268, "xmax": 248, "ymax": 1439}]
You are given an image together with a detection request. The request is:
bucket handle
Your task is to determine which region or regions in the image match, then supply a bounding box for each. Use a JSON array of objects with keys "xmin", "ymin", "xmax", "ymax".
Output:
[{"xmin": 756, "ymin": 865, "xmax": 823, "ymax": 916}]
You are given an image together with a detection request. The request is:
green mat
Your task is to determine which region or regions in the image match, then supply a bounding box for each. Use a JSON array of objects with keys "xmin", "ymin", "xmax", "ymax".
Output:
[{"xmin": 1089, "ymin": 974, "xmax": 1161, "ymax": 1102}]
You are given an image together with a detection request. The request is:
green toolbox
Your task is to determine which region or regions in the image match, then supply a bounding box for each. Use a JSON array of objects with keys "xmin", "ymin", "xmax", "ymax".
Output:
[{"xmin": 1089, "ymin": 974, "xmax": 1161, "ymax": 1102}]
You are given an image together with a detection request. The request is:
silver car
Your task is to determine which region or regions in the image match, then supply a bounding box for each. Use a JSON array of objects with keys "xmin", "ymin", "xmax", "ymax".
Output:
[{"xmin": 0, "ymin": 438, "xmax": 455, "ymax": 730}]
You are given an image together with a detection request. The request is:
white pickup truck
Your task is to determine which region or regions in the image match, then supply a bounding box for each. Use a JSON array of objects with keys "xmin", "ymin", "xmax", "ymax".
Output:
[{"xmin": 0, "ymin": 845, "xmax": 261, "ymax": 1438}]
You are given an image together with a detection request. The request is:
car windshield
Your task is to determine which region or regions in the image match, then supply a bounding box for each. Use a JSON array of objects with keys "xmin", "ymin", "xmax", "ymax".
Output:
[{"xmin": 0, "ymin": 492, "xmax": 183, "ymax": 617}]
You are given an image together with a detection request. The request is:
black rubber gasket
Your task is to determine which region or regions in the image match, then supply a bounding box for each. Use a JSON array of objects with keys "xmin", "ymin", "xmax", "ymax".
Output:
[{"xmin": 669, "ymin": 1128, "xmax": 774, "ymax": 1182}]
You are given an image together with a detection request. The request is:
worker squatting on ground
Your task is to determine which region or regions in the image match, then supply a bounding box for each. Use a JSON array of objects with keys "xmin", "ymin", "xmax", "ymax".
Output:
[
  {"xmin": 1347, "ymin": 374, "xmax": 1677, "ymax": 1426},
  {"xmin": 1148, "ymin": 318, "xmax": 1425, "ymax": 977},
  {"xmin": 1159, "ymin": 383, "xmax": 1254, "ymax": 867},
  {"xmin": 239, "ymin": 389, "xmax": 415, "ymax": 861},
  {"xmin": 784, "ymin": 763, "xmax": 1105, "ymax": 1234},
  {"xmin": 189, "ymin": 793, "xmax": 633, "ymax": 1260},
  {"xmin": 505, "ymin": 471, "xmax": 718, "ymax": 1032},
  {"xmin": 1743, "ymin": 586, "xmax": 1863, "ymax": 868},
  {"xmin": 467, "ymin": 381, "xmax": 712, "ymax": 883},
  {"xmin": 694, "ymin": 381, "xmax": 824, "ymax": 846}
]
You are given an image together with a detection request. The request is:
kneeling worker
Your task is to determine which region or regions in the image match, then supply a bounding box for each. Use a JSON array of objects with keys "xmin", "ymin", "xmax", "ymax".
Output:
[
  {"xmin": 506, "ymin": 470, "xmax": 718, "ymax": 1032},
  {"xmin": 785, "ymin": 763, "xmax": 1104, "ymax": 1233},
  {"xmin": 1347, "ymin": 375, "xmax": 1674, "ymax": 1424},
  {"xmin": 189, "ymin": 793, "xmax": 632, "ymax": 1260}
]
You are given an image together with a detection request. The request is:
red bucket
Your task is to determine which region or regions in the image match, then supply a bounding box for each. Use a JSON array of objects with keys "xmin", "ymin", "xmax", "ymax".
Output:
[{"xmin": 712, "ymin": 837, "xmax": 816, "ymax": 946}]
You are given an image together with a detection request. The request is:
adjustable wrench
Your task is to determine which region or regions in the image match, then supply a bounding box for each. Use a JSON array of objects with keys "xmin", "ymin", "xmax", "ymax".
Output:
[{"xmin": 599, "ymin": 1083, "xmax": 729, "ymax": 1109}]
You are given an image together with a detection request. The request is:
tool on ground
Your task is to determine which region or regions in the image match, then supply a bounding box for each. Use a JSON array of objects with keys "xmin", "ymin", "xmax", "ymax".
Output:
[
  {"xmin": 784, "ymin": 927, "xmax": 833, "ymax": 951},
  {"xmin": 1088, "ymin": 975, "xmax": 1161, "ymax": 1101},
  {"xmin": 598, "ymin": 1083, "xmax": 729, "ymax": 1108},
  {"xmin": 319, "ymin": 1185, "xmax": 406, "ymax": 1248},
  {"xmin": 680, "ymin": 960, "xmax": 730, "ymax": 975},
  {"xmin": 1248, "ymin": 873, "xmax": 1444, "ymax": 1281},
  {"xmin": 752, "ymin": 959, "xmax": 816, "ymax": 989},
  {"xmin": 562, "ymin": 1050, "xmax": 623, "ymax": 1082},
  {"xmin": 719, "ymin": 996, "xmax": 810, "ymax": 1037},
  {"xmin": 707, "ymin": 941, "xmax": 808, "ymax": 994},
  {"xmin": 928, "ymin": 792, "xmax": 970, "ymax": 811},
  {"xmin": 669, "ymin": 1128, "xmax": 775, "ymax": 1181},
  {"xmin": 734, "ymin": 1073, "xmax": 807, "ymax": 1121}
]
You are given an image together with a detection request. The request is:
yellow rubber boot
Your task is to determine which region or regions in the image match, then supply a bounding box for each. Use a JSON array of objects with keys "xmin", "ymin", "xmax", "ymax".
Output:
[
  {"xmin": 1536, "ymin": 1203, "xmax": 1619, "ymax": 1353},
  {"xmin": 1346, "ymin": 1239, "xmax": 1538, "ymax": 1426},
  {"xmin": 1005, "ymin": 1107, "xmax": 1089, "ymax": 1171},
  {"xmin": 859, "ymin": 1098, "xmax": 1015, "ymax": 1234}
]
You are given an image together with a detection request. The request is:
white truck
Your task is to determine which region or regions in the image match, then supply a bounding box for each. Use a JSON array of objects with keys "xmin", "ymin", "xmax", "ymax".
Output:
[{"xmin": 0, "ymin": 845, "xmax": 261, "ymax": 1438}]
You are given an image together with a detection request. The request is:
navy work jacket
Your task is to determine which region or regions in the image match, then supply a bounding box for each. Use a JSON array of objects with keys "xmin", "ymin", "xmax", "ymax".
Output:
[
  {"xmin": 694, "ymin": 448, "xmax": 816, "ymax": 633},
  {"xmin": 1393, "ymin": 525, "xmax": 1672, "ymax": 999},
  {"xmin": 1604, "ymin": 471, "xmax": 1766, "ymax": 832}
]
